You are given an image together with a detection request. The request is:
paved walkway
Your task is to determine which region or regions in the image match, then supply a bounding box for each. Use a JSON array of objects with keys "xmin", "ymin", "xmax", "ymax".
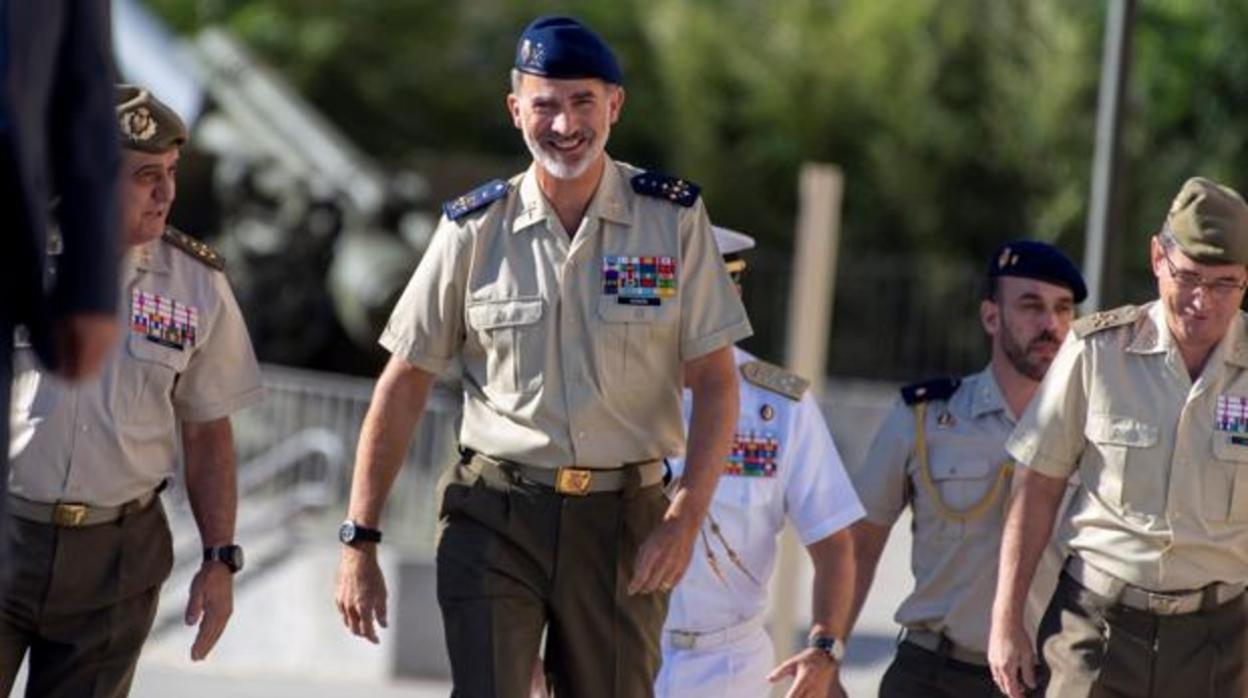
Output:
[{"xmin": 10, "ymin": 520, "xmax": 913, "ymax": 697}]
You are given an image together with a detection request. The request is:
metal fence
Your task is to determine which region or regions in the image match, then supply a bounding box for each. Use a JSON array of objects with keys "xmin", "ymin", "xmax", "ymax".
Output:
[{"xmin": 163, "ymin": 363, "xmax": 462, "ymax": 557}]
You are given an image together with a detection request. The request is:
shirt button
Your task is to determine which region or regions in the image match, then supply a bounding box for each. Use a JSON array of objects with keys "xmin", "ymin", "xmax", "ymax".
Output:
[
  {"xmin": 577, "ymin": 431, "xmax": 586, "ymax": 440},
  {"xmin": 79, "ymin": 424, "xmax": 89, "ymax": 433}
]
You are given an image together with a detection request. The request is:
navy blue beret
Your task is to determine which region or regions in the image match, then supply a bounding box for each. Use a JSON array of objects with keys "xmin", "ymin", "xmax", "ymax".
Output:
[
  {"xmin": 515, "ymin": 16, "xmax": 622, "ymax": 84},
  {"xmin": 987, "ymin": 240, "xmax": 1087, "ymax": 303}
]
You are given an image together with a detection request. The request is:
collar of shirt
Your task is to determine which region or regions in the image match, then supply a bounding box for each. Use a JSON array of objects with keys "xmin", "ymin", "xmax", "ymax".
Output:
[
  {"xmin": 969, "ymin": 367, "xmax": 1010, "ymax": 421},
  {"xmin": 1127, "ymin": 300, "xmax": 1248, "ymax": 370},
  {"xmin": 510, "ymin": 156, "xmax": 634, "ymax": 235},
  {"xmin": 128, "ymin": 238, "xmax": 171, "ymax": 275}
]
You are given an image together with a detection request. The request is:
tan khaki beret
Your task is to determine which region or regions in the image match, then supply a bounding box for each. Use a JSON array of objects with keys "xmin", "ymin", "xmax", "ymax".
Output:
[
  {"xmin": 1165, "ymin": 176, "xmax": 1248, "ymax": 265},
  {"xmin": 115, "ymin": 84, "xmax": 187, "ymax": 153}
]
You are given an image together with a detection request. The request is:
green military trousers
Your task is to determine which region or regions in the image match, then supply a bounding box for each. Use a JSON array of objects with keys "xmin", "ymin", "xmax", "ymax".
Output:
[
  {"xmin": 1038, "ymin": 571, "xmax": 1246, "ymax": 697},
  {"xmin": 0, "ymin": 498, "xmax": 173, "ymax": 698},
  {"xmin": 435, "ymin": 456, "xmax": 670, "ymax": 698}
]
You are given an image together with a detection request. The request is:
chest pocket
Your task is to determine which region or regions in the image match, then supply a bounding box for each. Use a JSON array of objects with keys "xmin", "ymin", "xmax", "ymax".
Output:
[
  {"xmin": 911, "ymin": 404, "xmax": 1012, "ymax": 541},
  {"xmin": 596, "ymin": 297, "xmax": 679, "ymax": 394},
  {"xmin": 1209, "ymin": 435, "xmax": 1248, "ymax": 522},
  {"xmin": 115, "ymin": 334, "xmax": 192, "ymax": 423},
  {"xmin": 1084, "ymin": 414, "xmax": 1158, "ymax": 511},
  {"xmin": 466, "ymin": 297, "xmax": 544, "ymax": 395}
]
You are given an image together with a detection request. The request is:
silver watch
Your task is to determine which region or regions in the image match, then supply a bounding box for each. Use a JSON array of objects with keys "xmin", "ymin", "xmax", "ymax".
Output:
[{"xmin": 809, "ymin": 634, "xmax": 846, "ymax": 662}]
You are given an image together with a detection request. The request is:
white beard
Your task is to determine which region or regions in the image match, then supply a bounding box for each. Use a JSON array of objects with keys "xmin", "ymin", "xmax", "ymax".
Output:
[{"xmin": 522, "ymin": 124, "xmax": 609, "ymax": 180}]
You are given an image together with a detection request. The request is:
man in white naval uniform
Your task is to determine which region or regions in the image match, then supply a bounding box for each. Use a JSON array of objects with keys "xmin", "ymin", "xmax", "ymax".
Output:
[{"xmin": 654, "ymin": 226, "xmax": 864, "ymax": 698}]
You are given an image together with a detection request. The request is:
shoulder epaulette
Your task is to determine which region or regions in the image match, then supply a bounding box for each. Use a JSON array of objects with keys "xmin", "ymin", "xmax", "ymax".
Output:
[
  {"xmin": 630, "ymin": 171, "xmax": 701, "ymax": 208},
  {"xmin": 741, "ymin": 360, "xmax": 809, "ymax": 401},
  {"xmin": 442, "ymin": 179, "xmax": 510, "ymax": 222},
  {"xmin": 162, "ymin": 228, "xmax": 224, "ymax": 271},
  {"xmin": 901, "ymin": 377, "xmax": 961, "ymax": 405},
  {"xmin": 1073, "ymin": 304, "xmax": 1140, "ymax": 339}
]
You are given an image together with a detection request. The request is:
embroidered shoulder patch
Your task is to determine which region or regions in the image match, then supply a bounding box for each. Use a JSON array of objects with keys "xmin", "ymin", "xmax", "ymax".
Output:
[
  {"xmin": 630, "ymin": 171, "xmax": 701, "ymax": 207},
  {"xmin": 443, "ymin": 179, "xmax": 509, "ymax": 221},
  {"xmin": 162, "ymin": 228, "xmax": 224, "ymax": 271},
  {"xmin": 1073, "ymin": 304, "xmax": 1140, "ymax": 339},
  {"xmin": 900, "ymin": 377, "xmax": 961, "ymax": 405},
  {"xmin": 741, "ymin": 360, "xmax": 809, "ymax": 401}
]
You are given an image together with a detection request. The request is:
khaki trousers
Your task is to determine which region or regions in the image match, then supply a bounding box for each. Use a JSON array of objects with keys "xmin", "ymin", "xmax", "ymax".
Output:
[
  {"xmin": 0, "ymin": 498, "xmax": 173, "ymax": 698},
  {"xmin": 435, "ymin": 457, "xmax": 669, "ymax": 698},
  {"xmin": 1038, "ymin": 571, "xmax": 1246, "ymax": 698}
]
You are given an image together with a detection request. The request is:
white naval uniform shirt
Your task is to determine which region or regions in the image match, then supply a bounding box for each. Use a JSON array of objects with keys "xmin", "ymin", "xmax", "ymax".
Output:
[{"xmin": 664, "ymin": 347, "xmax": 865, "ymax": 633}]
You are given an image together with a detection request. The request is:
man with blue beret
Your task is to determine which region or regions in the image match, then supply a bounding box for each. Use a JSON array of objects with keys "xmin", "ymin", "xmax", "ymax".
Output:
[
  {"xmin": 335, "ymin": 14, "xmax": 751, "ymax": 698},
  {"xmin": 847, "ymin": 240, "xmax": 1085, "ymax": 697}
]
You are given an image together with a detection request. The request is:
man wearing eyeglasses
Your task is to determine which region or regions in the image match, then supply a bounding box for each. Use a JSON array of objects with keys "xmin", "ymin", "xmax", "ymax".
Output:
[{"xmin": 989, "ymin": 177, "xmax": 1248, "ymax": 698}]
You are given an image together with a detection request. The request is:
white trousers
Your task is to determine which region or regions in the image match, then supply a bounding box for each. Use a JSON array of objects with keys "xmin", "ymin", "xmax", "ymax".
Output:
[{"xmin": 654, "ymin": 626, "xmax": 774, "ymax": 698}]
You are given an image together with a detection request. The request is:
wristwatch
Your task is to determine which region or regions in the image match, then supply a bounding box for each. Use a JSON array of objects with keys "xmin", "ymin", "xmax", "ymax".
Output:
[
  {"xmin": 809, "ymin": 634, "xmax": 846, "ymax": 663},
  {"xmin": 203, "ymin": 544, "xmax": 245, "ymax": 574},
  {"xmin": 338, "ymin": 520, "xmax": 383, "ymax": 546}
]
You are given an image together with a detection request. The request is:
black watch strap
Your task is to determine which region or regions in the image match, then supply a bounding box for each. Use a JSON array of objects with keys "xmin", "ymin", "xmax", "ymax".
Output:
[
  {"xmin": 203, "ymin": 544, "xmax": 244, "ymax": 574},
  {"xmin": 339, "ymin": 520, "xmax": 383, "ymax": 545}
]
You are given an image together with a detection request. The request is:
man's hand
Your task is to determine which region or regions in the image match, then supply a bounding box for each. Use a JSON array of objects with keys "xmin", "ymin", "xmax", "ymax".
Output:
[
  {"xmin": 767, "ymin": 648, "xmax": 840, "ymax": 698},
  {"xmin": 53, "ymin": 313, "xmax": 117, "ymax": 380},
  {"xmin": 185, "ymin": 562, "xmax": 234, "ymax": 661},
  {"xmin": 628, "ymin": 516, "xmax": 698, "ymax": 595},
  {"xmin": 335, "ymin": 544, "xmax": 388, "ymax": 643},
  {"xmin": 989, "ymin": 617, "xmax": 1036, "ymax": 698}
]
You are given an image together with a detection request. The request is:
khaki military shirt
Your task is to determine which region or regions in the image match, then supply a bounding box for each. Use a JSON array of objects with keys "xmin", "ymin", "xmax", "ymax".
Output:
[
  {"xmin": 1008, "ymin": 301, "xmax": 1248, "ymax": 591},
  {"xmin": 853, "ymin": 369, "xmax": 1069, "ymax": 653},
  {"xmin": 9, "ymin": 233, "xmax": 264, "ymax": 506},
  {"xmin": 381, "ymin": 157, "xmax": 752, "ymax": 468}
]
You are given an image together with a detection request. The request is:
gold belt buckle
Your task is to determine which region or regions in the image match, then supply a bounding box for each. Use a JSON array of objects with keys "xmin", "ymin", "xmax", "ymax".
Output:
[
  {"xmin": 555, "ymin": 467, "xmax": 593, "ymax": 496},
  {"xmin": 53, "ymin": 503, "xmax": 89, "ymax": 527}
]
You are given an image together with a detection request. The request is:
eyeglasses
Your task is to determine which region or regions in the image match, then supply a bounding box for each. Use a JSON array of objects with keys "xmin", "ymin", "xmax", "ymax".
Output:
[{"xmin": 1161, "ymin": 247, "xmax": 1248, "ymax": 296}]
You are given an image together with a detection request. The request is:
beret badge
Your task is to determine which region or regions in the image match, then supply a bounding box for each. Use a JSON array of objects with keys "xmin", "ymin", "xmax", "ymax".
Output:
[{"xmin": 121, "ymin": 106, "xmax": 158, "ymax": 142}]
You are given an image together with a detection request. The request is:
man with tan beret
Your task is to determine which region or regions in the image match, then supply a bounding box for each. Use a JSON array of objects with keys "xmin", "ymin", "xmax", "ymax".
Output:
[
  {"xmin": 0, "ymin": 85, "xmax": 263, "ymax": 697},
  {"xmin": 989, "ymin": 177, "xmax": 1248, "ymax": 697}
]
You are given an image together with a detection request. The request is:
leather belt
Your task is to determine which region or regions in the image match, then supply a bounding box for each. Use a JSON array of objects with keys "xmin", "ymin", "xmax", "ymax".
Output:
[
  {"xmin": 8, "ymin": 490, "xmax": 159, "ymax": 528},
  {"xmin": 468, "ymin": 453, "xmax": 665, "ymax": 496},
  {"xmin": 1064, "ymin": 556, "xmax": 1246, "ymax": 616},
  {"xmin": 903, "ymin": 629, "xmax": 989, "ymax": 667},
  {"xmin": 666, "ymin": 614, "xmax": 766, "ymax": 652}
]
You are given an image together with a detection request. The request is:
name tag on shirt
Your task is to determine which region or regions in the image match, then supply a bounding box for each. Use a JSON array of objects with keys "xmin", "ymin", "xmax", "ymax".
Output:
[
  {"xmin": 131, "ymin": 289, "xmax": 198, "ymax": 350},
  {"xmin": 602, "ymin": 255, "xmax": 676, "ymax": 306},
  {"xmin": 726, "ymin": 431, "xmax": 779, "ymax": 477}
]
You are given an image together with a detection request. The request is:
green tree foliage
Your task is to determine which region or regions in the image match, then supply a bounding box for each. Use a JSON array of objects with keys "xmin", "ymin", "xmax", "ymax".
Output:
[{"xmin": 142, "ymin": 0, "xmax": 1248, "ymax": 377}]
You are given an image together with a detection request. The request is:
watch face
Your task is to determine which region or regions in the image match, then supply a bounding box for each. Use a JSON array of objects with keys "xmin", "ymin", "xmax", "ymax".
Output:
[
  {"xmin": 228, "ymin": 546, "xmax": 245, "ymax": 572},
  {"xmin": 338, "ymin": 520, "xmax": 356, "ymax": 544},
  {"xmin": 813, "ymin": 636, "xmax": 845, "ymax": 661}
]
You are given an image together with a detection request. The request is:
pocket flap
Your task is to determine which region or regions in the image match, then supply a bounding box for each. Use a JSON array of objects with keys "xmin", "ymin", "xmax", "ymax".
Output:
[
  {"xmin": 1213, "ymin": 433, "xmax": 1248, "ymax": 463},
  {"xmin": 1086, "ymin": 414, "xmax": 1157, "ymax": 447},
  {"xmin": 597, "ymin": 296, "xmax": 677, "ymax": 324},
  {"xmin": 127, "ymin": 334, "xmax": 189, "ymax": 371},
  {"xmin": 466, "ymin": 298, "xmax": 543, "ymax": 330}
]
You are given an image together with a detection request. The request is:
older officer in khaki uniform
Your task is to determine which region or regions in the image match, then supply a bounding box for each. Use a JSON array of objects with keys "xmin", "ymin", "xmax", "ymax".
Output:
[
  {"xmin": 0, "ymin": 86, "xmax": 263, "ymax": 698},
  {"xmin": 334, "ymin": 15, "xmax": 751, "ymax": 698},
  {"xmin": 990, "ymin": 178, "xmax": 1248, "ymax": 698},
  {"xmin": 848, "ymin": 241, "xmax": 1086, "ymax": 698}
]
